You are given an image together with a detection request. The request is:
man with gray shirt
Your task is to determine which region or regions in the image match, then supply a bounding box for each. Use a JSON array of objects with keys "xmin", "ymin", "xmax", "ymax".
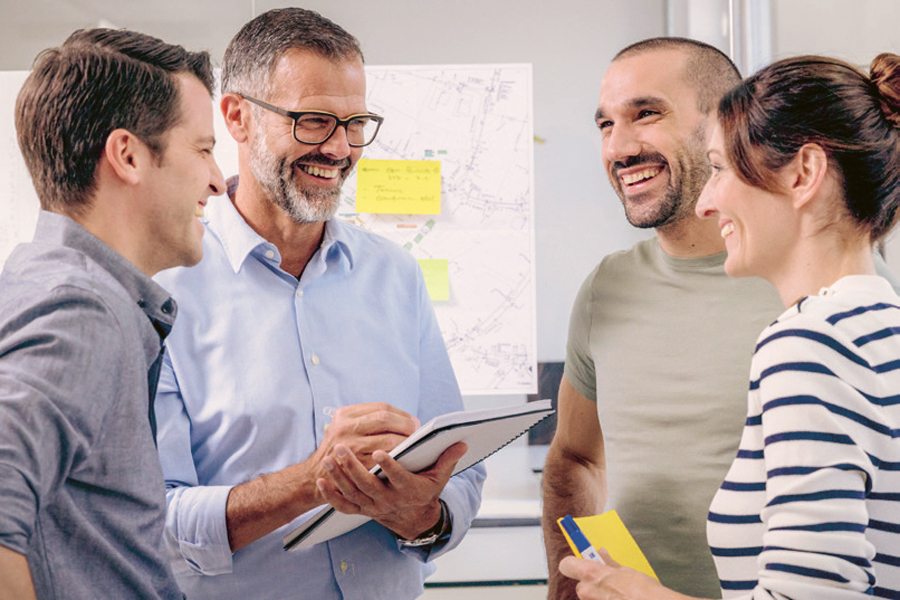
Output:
[{"xmin": 0, "ymin": 28, "xmax": 224, "ymax": 599}]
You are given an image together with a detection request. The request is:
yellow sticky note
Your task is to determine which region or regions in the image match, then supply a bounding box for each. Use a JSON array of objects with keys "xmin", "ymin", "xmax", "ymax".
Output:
[
  {"xmin": 356, "ymin": 159, "xmax": 441, "ymax": 215},
  {"xmin": 558, "ymin": 510, "xmax": 657, "ymax": 580},
  {"xmin": 418, "ymin": 259, "xmax": 449, "ymax": 302}
]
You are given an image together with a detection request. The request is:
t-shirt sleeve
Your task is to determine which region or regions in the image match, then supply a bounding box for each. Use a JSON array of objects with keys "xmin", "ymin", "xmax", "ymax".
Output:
[{"xmin": 564, "ymin": 265, "xmax": 599, "ymax": 402}]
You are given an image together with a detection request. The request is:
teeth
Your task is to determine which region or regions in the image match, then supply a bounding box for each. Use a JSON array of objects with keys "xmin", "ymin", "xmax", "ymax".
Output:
[
  {"xmin": 622, "ymin": 167, "xmax": 662, "ymax": 186},
  {"xmin": 195, "ymin": 205, "xmax": 205, "ymax": 218},
  {"xmin": 721, "ymin": 223, "xmax": 735, "ymax": 238},
  {"xmin": 302, "ymin": 165, "xmax": 339, "ymax": 179}
]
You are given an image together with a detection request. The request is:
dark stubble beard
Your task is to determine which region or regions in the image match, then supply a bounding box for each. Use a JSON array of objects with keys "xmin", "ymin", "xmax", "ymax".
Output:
[
  {"xmin": 612, "ymin": 124, "xmax": 710, "ymax": 230},
  {"xmin": 248, "ymin": 121, "xmax": 349, "ymax": 224}
]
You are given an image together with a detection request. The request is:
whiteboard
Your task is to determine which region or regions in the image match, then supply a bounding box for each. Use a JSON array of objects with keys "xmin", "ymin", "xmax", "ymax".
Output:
[
  {"xmin": 1, "ymin": 65, "xmax": 538, "ymax": 395},
  {"xmin": 0, "ymin": 71, "xmax": 38, "ymax": 266}
]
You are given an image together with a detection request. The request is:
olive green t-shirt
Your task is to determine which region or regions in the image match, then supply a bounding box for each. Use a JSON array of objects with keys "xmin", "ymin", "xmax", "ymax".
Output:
[{"xmin": 565, "ymin": 237, "xmax": 781, "ymax": 598}]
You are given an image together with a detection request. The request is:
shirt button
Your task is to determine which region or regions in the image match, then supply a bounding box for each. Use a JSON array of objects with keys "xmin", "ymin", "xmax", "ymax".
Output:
[
  {"xmin": 265, "ymin": 249, "xmax": 275, "ymax": 259},
  {"xmin": 311, "ymin": 355, "xmax": 320, "ymax": 366},
  {"xmin": 296, "ymin": 289, "xmax": 304, "ymax": 298},
  {"xmin": 340, "ymin": 561, "xmax": 348, "ymax": 573}
]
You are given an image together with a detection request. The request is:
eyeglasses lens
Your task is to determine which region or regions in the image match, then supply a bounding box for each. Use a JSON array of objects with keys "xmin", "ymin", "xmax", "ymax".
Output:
[{"xmin": 295, "ymin": 114, "xmax": 379, "ymax": 146}]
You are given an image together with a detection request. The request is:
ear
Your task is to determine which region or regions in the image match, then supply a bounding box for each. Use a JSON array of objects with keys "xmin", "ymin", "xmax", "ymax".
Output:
[
  {"xmin": 784, "ymin": 143, "xmax": 829, "ymax": 209},
  {"xmin": 102, "ymin": 129, "xmax": 148, "ymax": 185},
  {"xmin": 221, "ymin": 93, "xmax": 251, "ymax": 143}
]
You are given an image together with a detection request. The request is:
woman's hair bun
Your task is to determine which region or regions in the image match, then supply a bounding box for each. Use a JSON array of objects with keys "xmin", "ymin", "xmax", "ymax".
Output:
[{"xmin": 870, "ymin": 52, "xmax": 900, "ymax": 127}]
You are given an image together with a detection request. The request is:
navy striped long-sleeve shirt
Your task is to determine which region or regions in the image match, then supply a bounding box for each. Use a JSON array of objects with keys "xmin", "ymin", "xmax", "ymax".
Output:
[{"xmin": 708, "ymin": 275, "xmax": 900, "ymax": 600}]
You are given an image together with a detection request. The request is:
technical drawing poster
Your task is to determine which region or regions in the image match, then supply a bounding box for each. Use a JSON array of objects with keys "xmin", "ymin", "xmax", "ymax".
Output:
[
  {"xmin": 0, "ymin": 65, "xmax": 537, "ymax": 394},
  {"xmin": 345, "ymin": 64, "xmax": 537, "ymax": 395}
]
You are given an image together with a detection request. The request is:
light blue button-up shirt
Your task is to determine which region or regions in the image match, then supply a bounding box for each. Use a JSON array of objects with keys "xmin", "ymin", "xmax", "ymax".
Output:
[{"xmin": 153, "ymin": 186, "xmax": 484, "ymax": 600}]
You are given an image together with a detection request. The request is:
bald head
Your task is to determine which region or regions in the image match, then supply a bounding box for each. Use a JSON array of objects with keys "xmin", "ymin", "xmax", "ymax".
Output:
[{"xmin": 615, "ymin": 37, "xmax": 741, "ymax": 115}]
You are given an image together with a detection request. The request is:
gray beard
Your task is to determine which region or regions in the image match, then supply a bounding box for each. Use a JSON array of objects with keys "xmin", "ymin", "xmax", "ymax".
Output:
[{"xmin": 248, "ymin": 126, "xmax": 343, "ymax": 224}]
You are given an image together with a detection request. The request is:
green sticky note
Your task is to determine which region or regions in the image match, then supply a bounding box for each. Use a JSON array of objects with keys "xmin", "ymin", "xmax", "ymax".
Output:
[
  {"xmin": 418, "ymin": 259, "xmax": 449, "ymax": 302},
  {"xmin": 356, "ymin": 159, "xmax": 441, "ymax": 214}
]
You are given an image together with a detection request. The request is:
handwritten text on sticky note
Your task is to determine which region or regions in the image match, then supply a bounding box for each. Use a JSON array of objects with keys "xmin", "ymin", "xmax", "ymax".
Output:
[{"xmin": 356, "ymin": 159, "xmax": 441, "ymax": 215}]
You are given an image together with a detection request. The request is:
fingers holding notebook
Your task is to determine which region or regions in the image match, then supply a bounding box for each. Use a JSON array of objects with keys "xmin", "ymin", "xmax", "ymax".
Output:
[{"xmin": 317, "ymin": 441, "xmax": 467, "ymax": 541}]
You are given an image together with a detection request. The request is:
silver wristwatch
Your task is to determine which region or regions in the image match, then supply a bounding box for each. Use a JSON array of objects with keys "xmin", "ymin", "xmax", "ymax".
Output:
[{"xmin": 398, "ymin": 500, "xmax": 451, "ymax": 547}]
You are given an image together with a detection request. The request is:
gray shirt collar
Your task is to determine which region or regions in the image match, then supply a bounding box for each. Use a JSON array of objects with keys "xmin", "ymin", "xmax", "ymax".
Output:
[{"xmin": 34, "ymin": 211, "xmax": 177, "ymax": 335}]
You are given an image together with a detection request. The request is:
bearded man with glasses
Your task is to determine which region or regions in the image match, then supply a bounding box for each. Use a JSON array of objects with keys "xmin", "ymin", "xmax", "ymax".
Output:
[{"xmin": 151, "ymin": 8, "xmax": 484, "ymax": 600}]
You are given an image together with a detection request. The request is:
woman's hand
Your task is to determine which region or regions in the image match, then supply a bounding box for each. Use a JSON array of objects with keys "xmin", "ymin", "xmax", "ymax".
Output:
[{"xmin": 558, "ymin": 550, "xmax": 692, "ymax": 600}]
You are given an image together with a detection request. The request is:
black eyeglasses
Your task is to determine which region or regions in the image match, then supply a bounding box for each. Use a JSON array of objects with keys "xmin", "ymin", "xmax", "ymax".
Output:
[{"xmin": 238, "ymin": 94, "xmax": 383, "ymax": 147}]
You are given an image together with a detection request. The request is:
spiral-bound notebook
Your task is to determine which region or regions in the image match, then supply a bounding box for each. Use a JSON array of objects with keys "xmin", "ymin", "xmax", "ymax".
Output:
[{"xmin": 283, "ymin": 399, "xmax": 554, "ymax": 551}]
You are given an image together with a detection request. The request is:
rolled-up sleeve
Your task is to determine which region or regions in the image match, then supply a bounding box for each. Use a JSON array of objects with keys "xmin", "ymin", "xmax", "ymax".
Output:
[{"xmin": 156, "ymin": 351, "xmax": 235, "ymax": 576}]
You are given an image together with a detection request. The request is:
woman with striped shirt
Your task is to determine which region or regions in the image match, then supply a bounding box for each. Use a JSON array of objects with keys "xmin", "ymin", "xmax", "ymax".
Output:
[{"xmin": 558, "ymin": 53, "xmax": 900, "ymax": 600}]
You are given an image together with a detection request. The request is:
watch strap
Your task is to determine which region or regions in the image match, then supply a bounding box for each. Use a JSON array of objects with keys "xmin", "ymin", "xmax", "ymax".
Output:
[{"xmin": 398, "ymin": 499, "xmax": 450, "ymax": 547}]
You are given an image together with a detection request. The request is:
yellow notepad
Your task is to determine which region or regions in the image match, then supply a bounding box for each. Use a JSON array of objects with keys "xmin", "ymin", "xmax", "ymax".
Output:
[{"xmin": 557, "ymin": 510, "xmax": 657, "ymax": 579}]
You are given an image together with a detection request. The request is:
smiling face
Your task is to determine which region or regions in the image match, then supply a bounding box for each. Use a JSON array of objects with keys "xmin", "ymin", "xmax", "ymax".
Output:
[
  {"xmin": 247, "ymin": 49, "xmax": 366, "ymax": 224},
  {"xmin": 144, "ymin": 73, "xmax": 225, "ymax": 272},
  {"xmin": 596, "ymin": 49, "xmax": 712, "ymax": 230},
  {"xmin": 696, "ymin": 123, "xmax": 795, "ymax": 280}
]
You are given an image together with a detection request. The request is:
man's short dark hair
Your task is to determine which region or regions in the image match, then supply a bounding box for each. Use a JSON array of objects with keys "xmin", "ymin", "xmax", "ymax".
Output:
[
  {"xmin": 615, "ymin": 37, "xmax": 741, "ymax": 114},
  {"xmin": 221, "ymin": 7, "xmax": 363, "ymax": 99},
  {"xmin": 15, "ymin": 28, "xmax": 213, "ymax": 214}
]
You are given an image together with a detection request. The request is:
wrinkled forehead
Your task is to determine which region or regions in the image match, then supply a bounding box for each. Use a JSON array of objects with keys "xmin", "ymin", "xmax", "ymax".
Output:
[
  {"xmin": 267, "ymin": 48, "xmax": 367, "ymax": 111},
  {"xmin": 597, "ymin": 49, "xmax": 696, "ymax": 116}
]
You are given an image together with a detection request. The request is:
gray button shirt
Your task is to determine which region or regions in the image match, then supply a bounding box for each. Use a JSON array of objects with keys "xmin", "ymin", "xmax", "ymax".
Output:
[{"xmin": 0, "ymin": 211, "xmax": 182, "ymax": 599}]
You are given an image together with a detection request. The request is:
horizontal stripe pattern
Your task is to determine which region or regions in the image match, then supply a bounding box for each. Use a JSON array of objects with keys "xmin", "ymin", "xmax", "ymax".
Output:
[{"xmin": 708, "ymin": 278, "xmax": 900, "ymax": 599}]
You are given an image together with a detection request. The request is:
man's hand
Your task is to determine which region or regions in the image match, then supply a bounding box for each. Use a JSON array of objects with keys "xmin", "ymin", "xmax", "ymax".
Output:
[
  {"xmin": 316, "ymin": 441, "xmax": 467, "ymax": 540},
  {"xmin": 305, "ymin": 402, "xmax": 420, "ymax": 487},
  {"xmin": 225, "ymin": 402, "xmax": 420, "ymax": 551}
]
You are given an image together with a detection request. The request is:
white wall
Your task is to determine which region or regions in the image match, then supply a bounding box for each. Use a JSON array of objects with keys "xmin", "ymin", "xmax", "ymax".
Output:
[
  {"xmin": 0, "ymin": 0, "xmax": 668, "ymax": 364},
  {"xmin": 773, "ymin": 0, "xmax": 900, "ymax": 65},
  {"xmin": 769, "ymin": 0, "xmax": 900, "ymax": 268}
]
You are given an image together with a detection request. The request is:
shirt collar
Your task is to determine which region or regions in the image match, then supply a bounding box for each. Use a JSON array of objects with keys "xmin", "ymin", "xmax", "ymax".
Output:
[
  {"xmin": 817, "ymin": 274, "xmax": 898, "ymax": 298},
  {"xmin": 321, "ymin": 218, "xmax": 356, "ymax": 272},
  {"xmin": 789, "ymin": 274, "xmax": 898, "ymax": 316},
  {"xmin": 34, "ymin": 210, "xmax": 176, "ymax": 334},
  {"xmin": 211, "ymin": 175, "xmax": 355, "ymax": 275}
]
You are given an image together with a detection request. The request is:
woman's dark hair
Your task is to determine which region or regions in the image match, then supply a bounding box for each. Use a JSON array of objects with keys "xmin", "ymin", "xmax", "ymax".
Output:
[{"xmin": 718, "ymin": 53, "xmax": 900, "ymax": 241}]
